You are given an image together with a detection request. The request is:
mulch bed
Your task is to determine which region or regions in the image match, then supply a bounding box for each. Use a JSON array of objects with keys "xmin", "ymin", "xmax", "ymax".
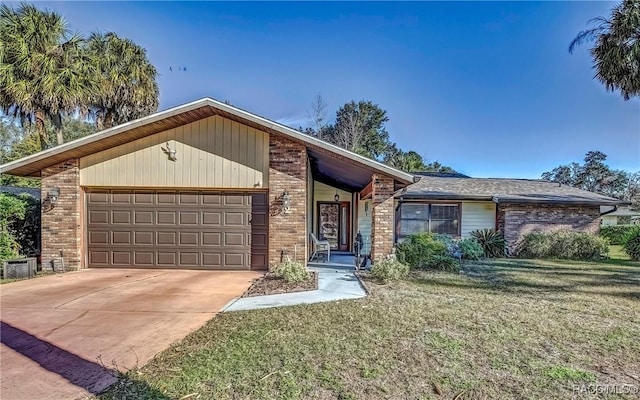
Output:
[{"xmin": 243, "ymin": 272, "xmax": 318, "ymax": 297}]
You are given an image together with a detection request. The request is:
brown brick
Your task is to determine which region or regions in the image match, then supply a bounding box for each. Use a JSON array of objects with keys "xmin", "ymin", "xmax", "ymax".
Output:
[
  {"xmin": 371, "ymin": 174, "xmax": 395, "ymax": 261},
  {"xmin": 497, "ymin": 203, "xmax": 601, "ymax": 252},
  {"xmin": 41, "ymin": 159, "xmax": 81, "ymax": 270},
  {"xmin": 268, "ymin": 134, "xmax": 307, "ymax": 269}
]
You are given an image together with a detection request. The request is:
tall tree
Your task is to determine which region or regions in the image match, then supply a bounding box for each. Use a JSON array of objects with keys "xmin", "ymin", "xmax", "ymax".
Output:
[
  {"xmin": 541, "ymin": 150, "xmax": 635, "ymax": 199},
  {"xmin": 85, "ymin": 32, "xmax": 159, "ymax": 130},
  {"xmin": 569, "ymin": 0, "xmax": 640, "ymax": 100},
  {"xmin": 0, "ymin": 3, "xmax": 95, "ymax": 147},
  {"xmin": 325, "ymin": 100, "xmax": 391, "ymax": 160}
]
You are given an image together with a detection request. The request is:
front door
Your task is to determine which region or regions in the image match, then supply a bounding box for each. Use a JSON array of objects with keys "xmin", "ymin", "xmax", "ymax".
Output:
[{"xmin": 317, "ymin": 202, "xmax": 350, "ymax": 251}]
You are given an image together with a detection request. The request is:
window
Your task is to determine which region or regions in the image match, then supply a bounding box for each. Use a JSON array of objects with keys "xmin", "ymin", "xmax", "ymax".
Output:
[{"xmin": 397, "ymin": 202, "xmax": 460, "ymax": 240}]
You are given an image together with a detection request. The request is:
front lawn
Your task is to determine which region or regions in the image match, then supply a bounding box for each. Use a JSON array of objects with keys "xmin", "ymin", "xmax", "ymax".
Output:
[{"xmin": 100, "ymin": 259, "xmax": 640, "ymax": 400}]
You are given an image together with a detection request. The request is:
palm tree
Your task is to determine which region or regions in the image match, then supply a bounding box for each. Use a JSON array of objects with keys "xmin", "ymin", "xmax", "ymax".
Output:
[
  {"xmin": 569, "ymin": 0, "xmax": 640, "ymax": 100},
  {"xmin": 85, "ymin": 32, "xmax": 159, "ymax": 130},
  {"xmin": 0, "ymin": 3, "xmax": 95, "ymax": 148}
]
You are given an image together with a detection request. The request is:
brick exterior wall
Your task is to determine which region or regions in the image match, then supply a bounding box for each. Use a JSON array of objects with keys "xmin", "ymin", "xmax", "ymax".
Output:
[
  {"xmin": 371, "ymin": 174, "xmax": 395, "ymax": 261},
  {"xmin": 497, "ymin": 203, "xmax": 601, "ymax": 252},
  {"xmin": 268, "ymin": 135, "xmax": 307, "ymax": 268},
  {"xmin": 41, "ymin": 159, "xmax": 82, "ymax": 270}
]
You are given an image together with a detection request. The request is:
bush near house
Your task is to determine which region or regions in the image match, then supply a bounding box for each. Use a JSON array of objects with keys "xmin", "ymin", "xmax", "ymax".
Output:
[
  {"xmin": 515, "ymin": 231, "xmax": 609, "ymax": 261},
  {"xmin": 458, "ymin": 237, "xmax": 484, "ymax": 260},
  {"xmin": 622, "ymin": 226, "xmax": 640, "ymax": 261},
  {"xmin": 396, "ymin": 233, "xmax": 459, "ymax": 272},
  {"xmin": 0, "ymin": 193, "xmax": 28, "ymax": 262},
  {"xmin": 272, "ymin": 260, "xmax": 309, "ymax": 283},
  {"xmin": 470, "ymin": 229, "xmax": 506, "ymax": 258},
  {"xmin": 600, "ymin": 225, "xmax": 636, "ymax": 245},
  {"xmin": 370, "ymin": 254, "xmax": 409, "ymax": 282}
]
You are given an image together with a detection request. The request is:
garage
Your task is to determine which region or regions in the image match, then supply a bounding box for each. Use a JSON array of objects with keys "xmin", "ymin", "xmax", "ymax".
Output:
[{"xmin": 86, "ymin": 190, "xmax": 268, "ymax": 270}]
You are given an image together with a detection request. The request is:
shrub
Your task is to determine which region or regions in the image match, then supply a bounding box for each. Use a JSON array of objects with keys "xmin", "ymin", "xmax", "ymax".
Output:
[
  {"xmin": 425, "ymin": 254, "xmax": 460, "ymax": 272},
  {"xmin": 371, "ymin": 254, "xmax": 409, "ymax": 283},
  {"xmin": 396, "ymin": 233, "xmax": 447, "ymax": 268},
  {"xmin": 516, "ymin": 231, "xmax": 608, "ymax": 260},
  {"xmin": 622, "ymin": 226, "xmax": 640, "ymax": 261},
  {"xmin": 273, "ymin": 260, "xmax": 309, "ymax": 283},
  {"xmin": 470, "ymin": 229, "xmax": 506, "ymax": 258},
  {"xmin": 458, "ymin": 238, "xmax": 484, "ymax": 260},
  {"xmin": 0, "ymin": 193, "xmax": 27, "ymax": 263},
  {"xmin": 600, "ymin": 225, "xmax": 636, "ymax": 245}
]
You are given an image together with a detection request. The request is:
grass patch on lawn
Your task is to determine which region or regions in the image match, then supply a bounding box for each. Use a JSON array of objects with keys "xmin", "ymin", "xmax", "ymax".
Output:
[
  {"xmin": 610, "ymin": 245, "xmax": 631, "ymax": 261},
  {"xmin": 99, "ymin": 259, "xmax": 640, "ymax": 400}
]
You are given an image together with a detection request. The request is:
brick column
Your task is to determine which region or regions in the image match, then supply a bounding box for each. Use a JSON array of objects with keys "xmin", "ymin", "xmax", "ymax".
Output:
[
  {"xmin": 268, "ymin": 135, "xmax": 307, "ymax": 269},
  {"xmin": 371, "ymin": 173, "xmax": 395, "ymax": 261},
  {"xmin": 41, "ymin": 159, "xmax": 82, "ymax": 270}
]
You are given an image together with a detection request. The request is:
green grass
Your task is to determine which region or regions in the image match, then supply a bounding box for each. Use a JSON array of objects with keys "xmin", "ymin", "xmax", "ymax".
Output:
[
  {"xmin": 99, "ymin": 258, "xmax": 640, "ymax": 400},
  {"xmin": 610, "ymin": 245, "xmax": 631, "ymax": 261}
]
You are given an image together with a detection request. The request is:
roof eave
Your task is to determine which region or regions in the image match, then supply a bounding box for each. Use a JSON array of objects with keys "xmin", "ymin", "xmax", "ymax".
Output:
[{"xmin": 494, "ymin": 197, "xmax": 630, "ymax": 206}]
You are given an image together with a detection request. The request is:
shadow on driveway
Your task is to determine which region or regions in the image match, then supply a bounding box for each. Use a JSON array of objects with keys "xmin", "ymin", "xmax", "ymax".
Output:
[{"xmin": 1, "ymin": 320, "xmax": 118, "ymax": 394}]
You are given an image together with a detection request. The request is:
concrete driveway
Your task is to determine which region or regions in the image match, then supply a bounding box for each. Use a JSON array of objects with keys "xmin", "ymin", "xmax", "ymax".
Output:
[{"xmin": 0, "ymin": 269, "xmax": 260, "ymax": 400}]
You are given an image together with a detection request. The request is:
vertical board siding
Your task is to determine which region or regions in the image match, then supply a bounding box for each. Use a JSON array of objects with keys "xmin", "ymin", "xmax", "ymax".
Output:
[
  {"xmin": 461, "ymin": 201, "xmax": 496, "ymax": 237},
  {"xmin": 357, "ymin": 198, "xmax": 373, "ymax": 255},
  {"xmin": 80, "ymin": 115, "xmax": 269, "ymax": 188}
]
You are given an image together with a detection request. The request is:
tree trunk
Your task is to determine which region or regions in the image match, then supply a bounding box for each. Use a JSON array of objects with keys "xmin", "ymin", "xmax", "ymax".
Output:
[
  {"xmin": 104, "ymin": 110, "xmax": 115, "ymax": 129},
  {"xmin": 53, "ymin": 113, "xmax": 64, "ymax": 146},
  {"xmin": 34, "ymin": 109, "xmax": 47, "ymax": 151}
]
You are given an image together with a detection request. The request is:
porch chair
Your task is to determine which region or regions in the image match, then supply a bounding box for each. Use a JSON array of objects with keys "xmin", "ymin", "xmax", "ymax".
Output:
[{"xmin": 309, "ymin": 232, "xmax": 331, "ymax": 262}]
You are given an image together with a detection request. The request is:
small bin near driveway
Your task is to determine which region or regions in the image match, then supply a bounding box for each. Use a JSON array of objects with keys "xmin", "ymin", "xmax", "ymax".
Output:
[{"xmin": 2, "ymin": 258, "xmax": 37, "ymax": 280}]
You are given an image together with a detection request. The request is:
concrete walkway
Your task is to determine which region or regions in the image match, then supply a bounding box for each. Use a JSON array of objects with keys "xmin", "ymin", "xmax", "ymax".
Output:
[{"xmin": 223, "ymin": 266, "xmax": 367, "ymax": 312}]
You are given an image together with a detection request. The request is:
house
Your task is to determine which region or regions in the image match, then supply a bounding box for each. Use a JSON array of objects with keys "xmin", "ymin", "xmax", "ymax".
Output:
[
  {"xmin": 0, "ymin": 98, "xmax": 414, "ymax": 270},
  {"xmin": 396, "ymin": 175, "xmax": 627, "ymax": 250},
  {"xmin": 601, "ymin": 206, "xmax": 640, "ymax": 226},
  {"xmin": 0, "ymin": 98, "xmax": 628, "ymax": 271}
]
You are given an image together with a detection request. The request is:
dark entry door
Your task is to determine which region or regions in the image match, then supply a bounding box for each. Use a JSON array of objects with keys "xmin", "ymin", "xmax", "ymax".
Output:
[{"xmin": 317, "ymin": 202, "xmax": 350, "ymax": 251}]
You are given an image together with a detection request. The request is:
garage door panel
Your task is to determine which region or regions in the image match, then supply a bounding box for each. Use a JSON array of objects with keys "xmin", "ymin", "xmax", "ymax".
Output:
[
  {"xmin": 179, "ymin": 211, "xmax": 198, "ymax": 225},
  {"xmin": 134, "ymin": 231, "xmax": 154, "ymax": 245},
  {"xmin": 112, "ymin": 252, "xmax": 131, "ymax": 265},
  {"xmin": 89, "ymin": 231, "xmax": 109, "ymax": 245},
  {"xmin": 225, "ymin": 212, "xmax": 245, "ymax": 226},
  {"xmin": 157, "ymin": 211, "xmax": 176, "ymax": 224},
  {"xmin": 157, "ymin": 232, "xmax": 177, "ymax": 245},
  {"xmin": 157, "ymin": 193, "xmax": 176, "ymax": 204},
  {"xmin": 180, "ymin": 252, "xmax": 199, "ymax": 266},
  {"xmin": 202, "ymin": 212, "xmax": 221, "ymax": 225},
  {"xmin": 87, "ymin": 190, "xmax": 266, "ymax": 270},
  {"xmin": 112, "ymin": 231, "xmax": 132, "ymax": 245},
  {"xmin": 89, "ymin": 210, "xmax": 109, "ymax": 224},
  {"xmin": 224, "ymin": 232, "xmax": 246, "ymax": 246},
  {"xmin": 134, "ymin": 210, "xmax": 154, "ymax": 224},
  {"xmin": 89, "ymin": 251, "xmax": 109, "ymax": 265},
  {"xmin": 179, "ymin": 232, "xmax": 199, "ymax": 246},
  {"xmin": 135, "ymin": 252, "xmax": 154, "ymax": 266},
  {"xmin": 225, "ymin": 253, "xmax": 246, "ymax": 267}
]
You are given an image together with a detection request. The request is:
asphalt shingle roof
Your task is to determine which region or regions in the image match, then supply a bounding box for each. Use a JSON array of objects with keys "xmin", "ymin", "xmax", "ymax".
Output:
[
  {"xmin": 0, "ymin": 186, "xmax": 40, "ymax": 200},
  {"xmin": 398, "ymin": 176, "xmax": 625, "ymax": 206}
]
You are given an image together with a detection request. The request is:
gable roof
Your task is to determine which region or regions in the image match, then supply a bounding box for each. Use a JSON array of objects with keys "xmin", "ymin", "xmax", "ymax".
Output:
[
  {"xmin": 398, "ymin": 176, "xmax": 627, "ymax": 206},
  {"xmin": 0, "ymin": 98, "xmax": 415, "ymax": 185}
]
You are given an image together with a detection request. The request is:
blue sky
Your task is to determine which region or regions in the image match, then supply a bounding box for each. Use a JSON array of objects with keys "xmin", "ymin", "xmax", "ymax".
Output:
[{"xmin": 40, "ymin": 1, "xmax": 639, "ymax": 178}]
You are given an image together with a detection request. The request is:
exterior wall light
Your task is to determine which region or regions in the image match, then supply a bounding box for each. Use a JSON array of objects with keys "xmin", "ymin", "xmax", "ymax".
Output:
[
  {"xmin": 334, "ymin": 190, "xmax": 340, "ymax": 202},
  {"xmin": 48, "ymin": 187, "xmax": 60, "ymax": 206},
  {"xmin": 282, "ymin": 190, "xmax": 291, "ymax": 214}
]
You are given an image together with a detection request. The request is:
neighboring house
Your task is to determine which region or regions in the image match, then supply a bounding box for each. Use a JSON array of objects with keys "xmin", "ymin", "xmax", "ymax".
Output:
[
  {"xmin": 0, "ymin": 98, "xmax": 414, "ymax": 270},
  {"xmin": 396, "ymin": 175, "xmax": 627, "ymax": 250},
  {"xmin": 601, "ymin": 206, "xmax": 640, "ymax": 226}
]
